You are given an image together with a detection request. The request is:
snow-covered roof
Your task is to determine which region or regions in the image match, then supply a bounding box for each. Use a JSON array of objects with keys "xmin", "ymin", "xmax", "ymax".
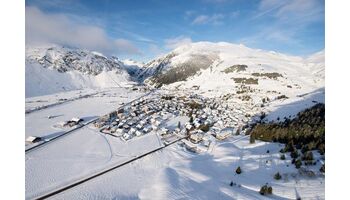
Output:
[{"xmin": 71, "ymin": 117, "xmax": 82, "ymax": 123}]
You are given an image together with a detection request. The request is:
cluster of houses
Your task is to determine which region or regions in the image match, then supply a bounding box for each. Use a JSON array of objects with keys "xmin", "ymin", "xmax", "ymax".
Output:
[
  {"xmin": 92, "ymin": 92, "xmax": 263, "ymax": 151},
  {"xmin": 93, "ymin": 96, "xmax": 169, "ymax": 141},
  {"xmin": 58, "ymin": 117, "xmax": 84, "ymax": 128}
]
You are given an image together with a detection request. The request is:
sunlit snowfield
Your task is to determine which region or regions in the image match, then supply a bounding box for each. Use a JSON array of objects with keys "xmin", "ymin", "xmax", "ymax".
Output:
[
  {"xmin": 25, "ymin": 86, "xmax": 324, "ymax": 200},
  {"xmin": 47, "ymin": 136, "xmax": 324, "ymax": 200}
]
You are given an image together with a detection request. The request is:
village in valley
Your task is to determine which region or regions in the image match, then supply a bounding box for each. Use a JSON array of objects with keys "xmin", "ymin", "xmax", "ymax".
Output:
[
  {"xmin": 22, "ymin": 0, "xmax": 327, "ymax": 198},
  {"xmin": 87, "ymin": 88, "xmax": 264, "ymax": 153}
]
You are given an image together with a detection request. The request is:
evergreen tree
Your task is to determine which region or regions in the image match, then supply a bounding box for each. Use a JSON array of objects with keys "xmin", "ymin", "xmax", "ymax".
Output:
[
  {"xmin": 259, "ymin": 184, "xmax": 273, "ymax": 195},
  {"xmin": 274, "ymin": 172, "xmax": 282, "ymax": 180},
  {"xmin": 236, "ymin": 166, "xmax": 242, "ymax": 174},
  {"xmin": 302, "ymin": 151, "xmax": 314, "ymax": 161},
  {"xmin": 250, "ymin": 133, "xmax": 256, "ymax": 144},
  {"xmin": 290, "ymin": 149, "xmax": 299, "ymax": 159},
  {"xmin": 280, "ymin": 154, "xmax": 286, "ymax": 160},
  {"xmin": 295, "ymin": 159, "xmax": 302, "ymax": 169},
  {"xmin": 320, "ymin": 164, "xmax": 325, "ymax": 173},
  {"xmin": 235, "ymin": 128, "xmax": 240, "ymax": 135}
]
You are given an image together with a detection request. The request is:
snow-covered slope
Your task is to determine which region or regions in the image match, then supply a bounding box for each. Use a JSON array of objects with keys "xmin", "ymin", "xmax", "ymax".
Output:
[
  {"xmin": 122, "ymin": 59, "xmax": 145, "ymax": 79},
  {"xmin": 25, "ymin": 45, "xmax": 134, "ymax": 97},
  {"xmin": 141, "ymin": 42, "xmax": 323, "ymax": 90},
  {"xmin": 26, "ymin": 42, "xmax": 325, "ymax": 120},
  {"xmin": 304, "ymin": 50, "xmax": 325, "ymax": 81},
  {"xmin": 137, "ymin": 42, "xmax": 324, "ymax": 121}
]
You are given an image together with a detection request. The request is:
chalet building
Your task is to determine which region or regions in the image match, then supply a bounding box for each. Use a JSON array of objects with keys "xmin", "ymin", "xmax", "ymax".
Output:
[
  {"xmin": 136, "ymin": 124, "xmax": 143, "ymax": 130},
  {"xmin": 26, "ymin": 136, "xmax": 41, "ymax": 143},
  {"xmin": 143, "ymin": 127, "xmax": 150, "ymax": 133},
  {"xmin": 117, "ymin": 108, "xmax": 124, "ymax": 114},
  {"xmin": 123, "ymin": 124, "xmax": 130, "ymax": 130},
  {"xmin": 114, "ymin": 128, "xmax": 124, "ymax": 136},
  {"xmin": 160, "ymin": 128, "xmax": 169, "ymax": 136},
  {"xmin": 66, "ymin": 117, "xmax": 83, "ymax": 127},
  {"xmin": 109, "ymin": 111, "xmax": 118, "ymax": 119},
  {"xmin": 110, "ymin": 126, "xmax": 118, "ymax": 133},
  {"xmin": 216, "ymin": 129, "xmax": 232, "ymax": 140},
  {"xmin": 122, "ymin": 133, "xmax": 132, "ymax": 140},
  {"xmin": 151, "ymin": 125, "xmax": 158, "ymax": 131},
  {"xmin": 135, "ymin": 130, "xmax": 143, "ymax": 137},
  {"xmin": 190, "ymin": 132, "xmax": 203, "ymax": 144},
  {"xmin": 185, "ymin": 124, "xmax": 193, "ymax": 130}
]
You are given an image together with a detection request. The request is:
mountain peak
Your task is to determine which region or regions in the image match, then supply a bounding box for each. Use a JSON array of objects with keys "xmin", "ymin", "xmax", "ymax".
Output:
[{"xmin": 26, "ymin": 45, "xmax": 124, "ymax": 75}]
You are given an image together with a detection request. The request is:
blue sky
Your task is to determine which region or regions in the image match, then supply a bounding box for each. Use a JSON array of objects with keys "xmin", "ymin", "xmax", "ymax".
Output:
[{"xmin": 26, "ymin": 0, "xmax": 325, "ymax": 62}]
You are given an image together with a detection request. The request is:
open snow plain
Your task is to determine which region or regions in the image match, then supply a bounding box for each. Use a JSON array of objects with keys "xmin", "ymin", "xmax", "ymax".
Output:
[
  {"xmin": 25, "ymin": 87, "xmax": 145, "ymax": 143},
  {"xmin": 47, "ymin": 135, "xmax": 324, "ymax": 200},
  {"xmin": 25, "ymin": 86, "xmax": 325, "ymax": 200},
  {"xmin": 25, "ymin": 87, "xmax": 324, "ymax": 200}
]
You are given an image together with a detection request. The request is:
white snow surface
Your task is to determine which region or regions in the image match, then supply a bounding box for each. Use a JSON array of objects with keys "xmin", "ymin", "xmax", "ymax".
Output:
[
  {"xmin": 26, "ymin": 128, "xmax": 162, "ymax": 199},
  {"xmin": 25, "ymin": 45, "xmax": 135, "ymax": 97},
  {"xmin": 142, "ymin": 42, "xmax": 324, "ymax": 98},
  {"xmin": 25, "ymin": 88, "xmax": 144, "ymax": 140},
  {"xmin": 26, "ymin": 61, "xmax": 133, "ymax": 97},
  {"xmin": 142, "ymin": 42, "xmax": 325, "ymax": 121},
  {"xmin": 25, "ymin": 42, "xmax": 325, "ymax": 200},
  {"xmin": 48, "ymin": 136, "xmax": 324, "ymax": 200}
]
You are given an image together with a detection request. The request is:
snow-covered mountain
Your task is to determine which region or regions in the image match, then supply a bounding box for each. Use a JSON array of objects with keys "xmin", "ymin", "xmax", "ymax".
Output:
[
  {"xmin": 141, "ymin": 42, "xmax": 323, "ymax": 84},
  {"xmin": 121, "ymin": 59, "xmax": 145, "ymax": 79},
  {"xmin": 305, "ymin": 50, "xmax": 325, "ymax": 80},
  {"xmin": 25, "ymin": 45, "xmax": 134, "ymax": 97},
  {"xmin": 26, "ymin": 45, "xmax": 128, "ymax": 75},
  {"xmin": 26, "ymin": 42, "xmax": 325, "ymax": 108},
  {"xmin": 140, "ymin": 42, "xmax": 324, "ymax": 96}
]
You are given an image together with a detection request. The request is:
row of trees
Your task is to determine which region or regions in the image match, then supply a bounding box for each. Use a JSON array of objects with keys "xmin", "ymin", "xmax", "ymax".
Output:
[{"xmin": 250, "ymin": 103, "xmax": 325, "ymax": 156}]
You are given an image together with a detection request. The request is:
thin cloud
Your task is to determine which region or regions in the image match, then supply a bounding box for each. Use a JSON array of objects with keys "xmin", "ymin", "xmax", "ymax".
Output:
[
  {"xmin": 275, "ymin": 0, "xmax": 324, "ymax": 23},
  {"xmin": 164, "ymin": 36, "xmax": 192, "ymax": 49},
  {"xmin": 114, "ymin": 39, "xmax": 142, "ymax": 55},
  {"xmin": 230, "ymin": 11, "xmax": 240, "ymax": 18},
  {"xmin": 192, "ymin": 14, "xmax": 225, "ymax": 25},
  {"xmin": 184, "ymin": 10, "xmax": 196, "ymax": 20},
  {"xmin": 25, "ymin": 6, "xmax": 141, "ymax": 56},
  {"xmin": 253, "ymin": 0, "xmax": 324, "ymax": 23},
  {"xmin": 244, "ymin": 0, "xmax": 324, "ymax": 51}
]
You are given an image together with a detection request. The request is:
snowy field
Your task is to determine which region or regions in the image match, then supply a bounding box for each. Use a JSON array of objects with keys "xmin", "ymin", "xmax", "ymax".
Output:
[
  {"xmin": 24, "ymin": 41, "xmax": 325, "ymax": 200},
  {"xmin": 26, "ymin": 126, "xmax": 163, "ymax": 199},
  {"xmin": 25, "ymin": 87, "xmax": 324, "ymax": 200},
  {"xmin": 25, "ymin": 88, "xmax": 100, "ymax": 112},
  {"xmin": 46, "ymin": 135, "xmax": 324, "ymax": 200},
  {"xmin": 25, "ymin": 87, "xmax": 145, "ymax": 141}
]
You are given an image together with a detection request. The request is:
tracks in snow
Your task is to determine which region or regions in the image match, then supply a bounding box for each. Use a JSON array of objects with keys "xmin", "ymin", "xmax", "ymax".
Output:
[
  {"xmin": 31, "ymin": 135, "xmax": 188, "ymax": 200},
  {"xmin": 25, "ymin": 90, "xmax": 156, "ymax": 154},
  {"xmin": 25, "ymin": 91, "xmax": 103, "ymax": 114}
]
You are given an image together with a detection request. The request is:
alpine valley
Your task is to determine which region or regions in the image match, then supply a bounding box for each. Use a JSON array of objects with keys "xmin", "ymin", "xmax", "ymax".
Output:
[{"xmin": 25, "ymin": 42, "xmax": 325, "ymax": 200}]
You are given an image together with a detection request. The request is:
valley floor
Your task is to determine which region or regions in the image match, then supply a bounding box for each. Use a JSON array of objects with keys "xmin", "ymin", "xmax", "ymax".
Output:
[
  {"xmin": 25, "ymin": 87, "xmax": 325, "ymax": 200},
  {"xmin": 46, "ymin": 136, "xmax": 324, "ymax": 200},
  {"xmin": 25, "ymin": 87, "xmax": 145, "ymax": 144}
]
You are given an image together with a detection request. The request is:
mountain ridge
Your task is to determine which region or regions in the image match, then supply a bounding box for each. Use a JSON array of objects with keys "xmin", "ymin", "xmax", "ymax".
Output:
[{"xmin": 25, "ymin": 42, "xmax": 324, "ymax": 100}]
